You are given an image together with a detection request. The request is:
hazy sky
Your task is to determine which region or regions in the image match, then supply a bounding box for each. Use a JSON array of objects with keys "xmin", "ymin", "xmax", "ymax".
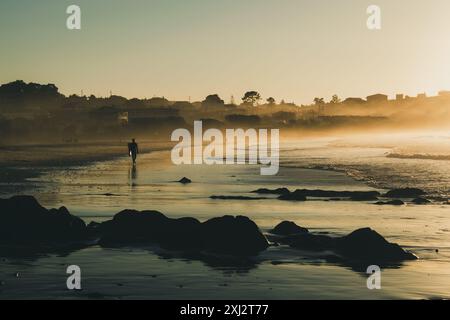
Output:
[{"xmin": 1, "ymin": 0, "xmax": 450, "ymax": 104}]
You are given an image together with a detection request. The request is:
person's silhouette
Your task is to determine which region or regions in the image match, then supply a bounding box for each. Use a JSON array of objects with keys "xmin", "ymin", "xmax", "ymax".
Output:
[{"xmin": 128, "ymin": 138, "xmax": 139, "ymax": 164}]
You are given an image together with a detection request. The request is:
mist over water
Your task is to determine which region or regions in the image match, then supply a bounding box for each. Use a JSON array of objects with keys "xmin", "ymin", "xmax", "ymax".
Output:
[{"xmin": 282, "ymin": 131, "xmax": 450, "ymax": 198}]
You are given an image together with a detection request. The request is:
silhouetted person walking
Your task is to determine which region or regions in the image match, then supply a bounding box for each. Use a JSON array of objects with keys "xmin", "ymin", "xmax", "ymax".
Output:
[{"xmin": 128, "ymin": 138, "xmax": 139, "ymax": 165}]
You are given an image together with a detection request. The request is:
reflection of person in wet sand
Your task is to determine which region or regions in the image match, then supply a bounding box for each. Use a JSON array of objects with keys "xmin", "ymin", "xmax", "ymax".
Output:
[
  {"xmin": 128, "ymin": 138, "xmax": 139, "ymax": 165},
  {"xmin": 128, "ymin": 164, "xmax": 137, "ymax": 188}
]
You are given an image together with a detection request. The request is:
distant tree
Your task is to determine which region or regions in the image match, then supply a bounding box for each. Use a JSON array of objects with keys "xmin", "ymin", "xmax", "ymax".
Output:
[
  {"xmin": 313, "ymin": 97, "xmax": 325, "ymax": 106},
  {"xmin": 147, "ymin": 97, "xmax": 171, "ymax": 107},
  {"xmin": 127, "ymin": 98, "xmax": 146, "ymax": 108},
  {"xmin": 330, "ymin": 94, "xmax": 341, "ymax": 104},
  {"xmin": 242, "ymin": 91, "xmax": 261, "ymax": 106},
  {"xmin": 202, "ymin": 94, "xmax": 225, "ymax": 108},
  {"xmin": 266, "ymin": 97, "xmax": 276, "ymax": 105},
  {"xmin": 280, "ymin": 99, "xmax": 286, "ymax": 105}
]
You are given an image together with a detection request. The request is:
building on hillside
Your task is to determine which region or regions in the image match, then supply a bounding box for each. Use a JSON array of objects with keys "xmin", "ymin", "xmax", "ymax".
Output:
[
  {"xmin": 438, "ymin": 91, "xmax": 450, "ymax": 97},
  {"xmin": 366, "ymin": 94, "xmax": 388, "ymax": 104},
  {"xmin": 417, "ymin": 93, "xmax": 427, "ymax": 98},
  {"xmin": 343, "ymin": 97, "xmax": 366, "ymax": 105}
]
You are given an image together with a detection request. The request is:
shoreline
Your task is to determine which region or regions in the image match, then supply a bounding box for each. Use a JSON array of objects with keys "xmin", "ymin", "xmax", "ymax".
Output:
[{"xmin": 0, "ymin": 140, "xmax": 174, "ymax": 190}]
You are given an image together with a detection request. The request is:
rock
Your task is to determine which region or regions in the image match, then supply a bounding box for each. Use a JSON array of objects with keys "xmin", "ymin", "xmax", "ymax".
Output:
[
  {"xmin": 411, "ymin": 197, "xmax": 431, "ymax": 205},
  {"xmin": 350, "ymin": 193, "xmax": 379, "ymax": 201},
  {"xmin": 384, "ymin": 188, "xmax": 426, "ymax": 198},
  {"xmin": 251, "ymin": 188, "xmax": 290, "ymax": 195},
  {"xmin": 279, "ymin": 225, "xmax": 417, "ymax": 263},
  {"xmin": 210, "ymin": 195, "xmax": 267, "ymax": 200},
  {"xmin": 99, "ymin": 210, "xmax": 203, "ymax": 250},
  {"xmin": 375, "ymin": 200, "xmax": 405, "ymax": 206},
  {"xmin": 336, "ymin": 228, "xmax": 417, "ymax": 262},
  {"xmin": 286, "ymin": 233, "xmax": 336, "ymax": 251},
  {"xmin": 0, "ymin": 195, "xmax": 87, "ymax": 244},
  {"xmin": 278, "ymin": 190, "xmax": 307, "ymax": 201},
  {"xmin": 270, "ymin": 221, "xmax": 309, "ymax": 236},
  {"xmin": 296, "ymin": 189, "xmax": 380, "ymax": 198},
  {"xmin": 178, "ymin": 177, "xmax": 192, "ymax": 184},
  {"xmin": 99, "ymin": 211, "xmax": 268, "ymax": 256},
  {"xmin": 201, "ymin": 215, "xmax": 269, "ymax": 255},
  {"xmin": 278, "ymin": 189, "xmax": 379, "ymax": 201}
]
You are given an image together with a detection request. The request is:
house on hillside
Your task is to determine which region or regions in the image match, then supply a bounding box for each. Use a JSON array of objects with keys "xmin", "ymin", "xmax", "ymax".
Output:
[{"xmin": 366, "ymin": 94, "xmax": 388, "ymax": 104}]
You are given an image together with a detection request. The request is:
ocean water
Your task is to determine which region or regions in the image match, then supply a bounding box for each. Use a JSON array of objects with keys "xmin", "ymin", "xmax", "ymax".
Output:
[{"xmin": 1, "ymin": 132, "xmax": 450, "ymax": 299}]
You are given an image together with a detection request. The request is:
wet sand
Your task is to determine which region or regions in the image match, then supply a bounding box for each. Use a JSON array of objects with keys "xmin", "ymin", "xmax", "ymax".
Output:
[
  {"xmin": 1, "ymin": 138, "xmax": 450, "ymax": 299},
  {"xmin": 0, "ymin": 140, "xmax": 172, "ymax": 195}
]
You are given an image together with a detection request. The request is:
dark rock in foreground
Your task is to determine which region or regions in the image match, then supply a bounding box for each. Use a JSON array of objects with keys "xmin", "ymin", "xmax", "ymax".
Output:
[
  {"xmin": 283, "ymin": 227, "xmax": 417, "ymax": 263},
  {"xmin": 384, "ymin": 188, "xmax": 426, "ymax": 198},
  {"xmin": 201, "ymin": 216, "xmax": 269, "ymax": 255},
  {"xmin": 0, "ymin": 195, "xmax": 87, "ymax": 244},
  {"xmin": 178, "ymin": 177, "xmax": 192, "ymax": 184},
  {"xmin": 337, "ymin": 228, "xmax": 416, "ymax": 262},
  {"xmin": 270, "ymin": 221, "xmax": 309, "ymax": 236},
  {"xmin": 0, "ymin": 196, "xmax": 417, "ymax": 264},
  {"xmin": 98, "ymin": 209, "xmax": 203, "ymax": 250},
  {"xmin": 252, "ymin": 188, "xmax": 290, "ymax": 195},
  {"xmin": 99, "ymin": 211, "xmax": 268, "ymax": 256},
  {"xmin": 412, "ymin": 197, "xmax": 431, "ymax": 205},
  {"xmin": 285, "ymin": 233, "xmax": 335, "ymax": 251},
  {"xmin": 375, "ymin": 200, "xmax": 405, "ymax": 206}
]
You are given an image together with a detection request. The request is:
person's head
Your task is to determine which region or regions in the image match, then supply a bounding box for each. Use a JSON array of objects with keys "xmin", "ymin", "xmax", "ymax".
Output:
[{"xmin": 132, "ymin": 138, "xmax": 135, "ymax": 143}]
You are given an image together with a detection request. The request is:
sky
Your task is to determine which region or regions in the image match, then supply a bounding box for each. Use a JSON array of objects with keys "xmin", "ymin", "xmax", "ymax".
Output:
[{"xmin": 1, "ymin": 0, "xmax": 450, "ymax": 104}]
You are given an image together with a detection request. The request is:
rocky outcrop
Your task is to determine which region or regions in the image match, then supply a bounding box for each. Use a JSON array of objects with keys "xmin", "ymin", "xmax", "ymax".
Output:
[
  {"xmin": 98, "ymin": 210, "xmax": 203, "ymax": 250},
  {"xmin": 411, "ymin": 197, "xmax": 431, "ymax": 205},
  {"xmin": 283, "ymin": 227, "xmax": 417, "ymax": 263},
  {"xmin": 336, "ymin": 228, "xmax": 417, "ymax": 262},
  {"xmin": 350, "ymin": 193, "xmax": 379, "ymax": 201},
  {"xmin": 251, "ymin": 188, "xmax": 290, "ymax": 195},
  {"xmin": 278, "ymin": 190, "xmax": 307, "ymax": 201},
  {"xmin": 210, "ymin": 195, "xmax": 267, "ymax": 200},
  {"xmin": 0, "ymin": 195, "xmax": 87, "ymax": 244},
  {"xmin": 277, "ymin": 189, "xmax": 380, "ymax": 201},
  {"xmin": 0, "ymin": 196, "xmax": 417, "ymax": 264},
  {"xmin": 201, "ymin": 216, "xmax": 269, "ymax": 255},
  {"xmin": 384, "ymin": 188, "xmax": 426, "ymax": 198},
  {"xmin": 375, "ymin": 200, "xmax": 405, "ymax": 206},
  {"xmin": 178, "ymin": 177, "xmax": 192, "ymax": 184},
  {"xmin": 270, "ymin": 221, "xmax": 309, "ymax": 236},
  {"xmin": 98, "ymin": 211, "xmax": 268, "ymax": 256}
]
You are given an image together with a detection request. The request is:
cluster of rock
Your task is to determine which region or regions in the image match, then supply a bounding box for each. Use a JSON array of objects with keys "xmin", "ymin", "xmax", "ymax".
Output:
[
  {"xmin": 96, "ymin": 211, "xmax": 268, "ymax": 255},
  {"xmin": 270, "ymin": 221, "xmax": 417, "ymax": 263},
  {"xmin": 0, "ymin": 195, "xmax": 87, "ymax": 244},
  {"xmin": 250, "ymin": 187, "xmax": 432, "ymax": 205},
  {"xmin": 0, "ymin": 196, "xmax": 418, "ymax": 265}
]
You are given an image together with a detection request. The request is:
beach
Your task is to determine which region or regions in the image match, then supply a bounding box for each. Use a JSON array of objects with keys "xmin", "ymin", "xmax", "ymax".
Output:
[{"xmin": 1, "ymin": 133, "xmax": 450, "ymax": 299}]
